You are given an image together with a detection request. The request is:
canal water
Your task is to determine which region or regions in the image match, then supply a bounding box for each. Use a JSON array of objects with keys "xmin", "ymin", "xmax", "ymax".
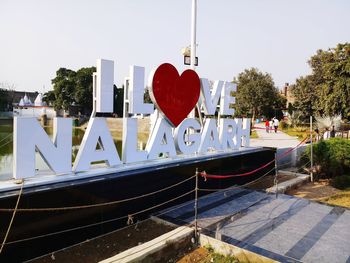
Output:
[{"xmin": 0, "ymin": 123, "xmax": 124, "ymax": 180}]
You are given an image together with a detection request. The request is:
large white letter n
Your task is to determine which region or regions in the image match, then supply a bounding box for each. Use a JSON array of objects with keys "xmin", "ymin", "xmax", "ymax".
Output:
[{"xmin": 13, "ymin": 117, "xmax": 72, "ymax": 179}]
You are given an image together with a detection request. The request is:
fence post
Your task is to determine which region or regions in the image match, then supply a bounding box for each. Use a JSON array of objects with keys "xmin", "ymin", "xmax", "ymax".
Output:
[
  {"xmin": 274, "ymin": 153, "xmax": 278, "ymax": 198},
  {"xmin": 310, "ymin": 116, "xmax": 314, "ymax": 182},
  {"xmin": 194, "ymin": 168, "xmax": 199, "ymax": 243}
]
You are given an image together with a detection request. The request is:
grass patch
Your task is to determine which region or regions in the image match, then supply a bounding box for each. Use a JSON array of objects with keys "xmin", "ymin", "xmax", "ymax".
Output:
[
  {"xmin": 250, "ymin": 130, "xmax": 258, "ymax": 139},
  {"xmin": 203, "ymin": 246, "xmax": 240, "ymax": 263},
  {"xmin": 281, "ymin": 127, "xmax": 309, "ymax": 141},
  {"xmin": 320, "ymin": 188, "xmax": 350, "ymax": 208}
]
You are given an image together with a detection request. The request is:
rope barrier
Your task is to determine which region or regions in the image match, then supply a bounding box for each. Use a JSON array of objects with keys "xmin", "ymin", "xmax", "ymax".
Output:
[
  {"xmin": 252, "ymin": 126, "xmax": 275, "ymax": 130},
  {"xmin": 0, "ymin": 133, "xmax": 13, "ymax": 145},
  {"xmin": 0, "ymin": 175, "xmax": 195, "ymax": 212},
  {"xmin": 0, "ymin": 189, "xmax": 195, "ymax": 246},
  {"xmin": 199, "ymin": 166, "xmax": 276, "ymax": 192},
  {"xmin": 129, "ymin": 190, "xmax": 195, "ymax": 218},
  {"xmin": 200, "ymin": 137, "xmax": 308, "ymax": 179},
  {"xmin": 0, "ymin": 180, "xmax": 23, "ymax": 254},
  {"xmin": 0, "ymin": 138, "xmax": 13, "ymax": 150},
  {"xmin": 33, "ymin": 215, "xmax": 195, "ymax": 262}
]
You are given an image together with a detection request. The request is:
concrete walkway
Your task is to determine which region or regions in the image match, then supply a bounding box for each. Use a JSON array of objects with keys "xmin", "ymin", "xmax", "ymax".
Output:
[
  {"xmin": 250, "ymin": 123, "xmax": 301, "ymax": 149},
  {"xmin": 158, "ymin": 188, "xmax": 350, "ymax": 263}
]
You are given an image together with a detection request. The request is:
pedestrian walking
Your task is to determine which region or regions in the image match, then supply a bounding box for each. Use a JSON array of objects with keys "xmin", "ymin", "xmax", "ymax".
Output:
[
  {"xmin": 269, "ymin": 119, "xmax": 273, "ymax": 132},
  {"xmin": 323, "ymin": 128, "xmax": 330, "ymax": 140},
  {"xmin": 273, "ymin": 118, "xmax": 279, "ymax": 133},
  {"xmin": 315, "ymin": 128, "xmax": 321, "ymax": 142},
  {"xmin": 330, "ymin": 125, "xmax": 336, "ymax": 138},
  {"xmin": 265, "ymin": 119, "xmax": 270, "ymax": 133}
]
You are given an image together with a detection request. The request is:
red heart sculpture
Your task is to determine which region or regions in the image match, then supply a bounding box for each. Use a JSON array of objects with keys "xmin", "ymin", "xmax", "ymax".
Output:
[{"xmin": 151, "ymin": 63, "xmax": 200, "ymax": 127}]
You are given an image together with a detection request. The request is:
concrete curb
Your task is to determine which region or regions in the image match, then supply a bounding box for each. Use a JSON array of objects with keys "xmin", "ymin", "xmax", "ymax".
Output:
[
  {"xmin": 266, "ymin": 170, "xmax": 310, "ymax": 194},
  {"xmin": 99, "ymin": 226, "xmax": 193, "ymax": 263}
]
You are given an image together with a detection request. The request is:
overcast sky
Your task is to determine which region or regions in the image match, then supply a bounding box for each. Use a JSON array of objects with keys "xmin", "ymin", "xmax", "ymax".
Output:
[{"xmin": 1, "ymin": 0, "xmax": 349, "ymax": 93}]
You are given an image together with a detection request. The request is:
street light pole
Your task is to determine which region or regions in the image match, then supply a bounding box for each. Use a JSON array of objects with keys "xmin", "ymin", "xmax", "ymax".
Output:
[
  {"xmin": 190, "ymin": 0, "xmax": 197, "ymax": 71},
  {"xmin": 188, "ymin": 0, "xmax": 198, "ymax": 122}
]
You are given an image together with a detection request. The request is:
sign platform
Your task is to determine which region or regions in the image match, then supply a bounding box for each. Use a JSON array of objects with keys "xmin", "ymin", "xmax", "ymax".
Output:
[{"xmin": 0, "ymin": 147, "xmax": 275, "ymax": 262}]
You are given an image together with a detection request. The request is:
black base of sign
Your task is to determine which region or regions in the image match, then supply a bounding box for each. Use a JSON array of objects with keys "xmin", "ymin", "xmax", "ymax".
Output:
[{"xmin": 0, "ymin": 148, "xmax": 275, "ymax": 262}]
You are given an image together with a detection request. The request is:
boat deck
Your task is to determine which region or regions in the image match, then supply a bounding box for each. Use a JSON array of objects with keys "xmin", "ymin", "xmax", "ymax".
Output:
[{"xmin": 158, "ymin": 188, "xmax": 350, "ymax": 263}]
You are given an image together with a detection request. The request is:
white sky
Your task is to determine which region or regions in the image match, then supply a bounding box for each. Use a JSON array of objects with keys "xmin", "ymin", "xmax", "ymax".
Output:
[{"xmin": 0, "ymin": 0, "xmax": 349, "ymax": 93}]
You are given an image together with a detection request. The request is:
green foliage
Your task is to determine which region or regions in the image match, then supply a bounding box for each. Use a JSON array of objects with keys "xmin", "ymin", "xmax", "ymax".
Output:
[
  {"xmin": 203, "ymin": 246, "xmax": 239, "ymax": 263},
  {"xmin": 282, "ymin": 126, "xmax": 308, "ymax": 140},
  {"xmin": 250, "ymin": 130, "xmax": 258, "ymax": 139},
  {"xmin": 144, "ymin": 89, "xmax": 152, "ymax": 104},
  {"xmin": 234, "ymin": 68, "xmax": 285, "ymax": 120},
  {"xmin": 74, "ymin": 67, "xmax": 95, "ymax": 111},
  {"xmin": 113, "ymin": 85, "xmax": 124, "ymax": 117},
  {"xmin": 292, "ymin": 43, "xmax": 350, "ymax": 118},
  {"xmin": 0, "ymin": 88, "xmax": 8, "ymax": 111},
  {"xmin": 279, "ymin": 120, "xmax": 289, "ymax": 129},
  {"xmin": 290, "ymin": 76, "xmax": 317, "ymax": 120},
  {"xmin": 331, "ymin": 175, "xmax": 350, "ymax": 190},
  {"xmin": 44, "ymin": 67, "xmax": 96, "ymax": 113},
  {"xmin": 302, "ymin": 138, "xmax": 350, "ymax": 177}
]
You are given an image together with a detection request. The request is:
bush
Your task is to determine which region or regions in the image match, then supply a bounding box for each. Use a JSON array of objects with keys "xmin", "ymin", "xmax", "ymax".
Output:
[
  {"xmin": 301, "ymin": 138, "xmax": 350, "ymax": 178},
  {"xmin": 279, "ymin": 120, "xmax": 289, "ymax": 130},
  {"xmin": 331, "ymin": 175, "xmax": 350, "ymax": 190}
]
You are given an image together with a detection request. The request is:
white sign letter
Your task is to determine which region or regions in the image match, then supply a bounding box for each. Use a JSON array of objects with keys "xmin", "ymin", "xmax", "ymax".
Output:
[
  {"xmin": 96, "ymin": 59, "xmax": 114, "ymax": 113},
  {"xmin": 219, "ymin": 118, "xmax": 239, "ymax": 150},
  {"xmin": 129, "ymin": 66, "xmax": 154, "ymax": 114},
  {"xmin": 198, "ymin": 118, "xmax": 221, "ymax": 153},
  {"xmin": 146, "ymin": 118, "xmax": 176, "ymax": 160},
  {"xmin": 220, "ymin": 82, "xmax": 236, "ymax": 115},
  {"xmin": 13, "ymin": 117, "xmax": 72, "ymax": 179},
  {"xmin": 73, "ymin": 118, "xmax": 121, "ymax": 172},
  {"xmin": 175, "ymin": 118, "xmax": 201, "ymax": 155},
  {"xmin": 236, "ymin": 118, "xmax": 251, "ymax": 147},
  {"xmin": 200, "ymin": 79, "xmax": 223, "ymax": 115},
  {"xmin": 122, "ymin": 118, "xmax": 148, "ymax": 163}
]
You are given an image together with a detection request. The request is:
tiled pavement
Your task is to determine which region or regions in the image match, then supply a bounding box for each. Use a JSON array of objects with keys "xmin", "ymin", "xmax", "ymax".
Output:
[{"xmin": 158, "ymin": 188, "xmax": 350, "ymax": 263}]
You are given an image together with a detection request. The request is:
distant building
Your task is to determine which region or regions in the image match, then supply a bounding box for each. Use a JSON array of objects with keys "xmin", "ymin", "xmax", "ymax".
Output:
[
  {"xmin": 13, "ymin": 92, "xmax": 56, "ymax": 119},
  {"xmin": 9, "ymin": 91, "xmax": 39, "ymax": 109},
  {"xmin": 280, "ymin": 83, "xmax": 295, "ymax": 108}
]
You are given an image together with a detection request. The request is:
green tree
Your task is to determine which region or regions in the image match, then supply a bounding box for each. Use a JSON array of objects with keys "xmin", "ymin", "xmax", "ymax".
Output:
[
  {"xmin": 234, "ymin": 68, "xmax": 284, "ymax": 120},
  {"xmin": 292, "ymin": 43, "xmax": 350, "ymax": 119},
  {"xmin": 290, "ymin": 76, "xmax": 317, "ymax": 121},
  {"xmin": 312, "ymin": 43, "xmax": 350, "ymax": 118},
  {"xmin": 113, "ymin": 84, "xmax": 124, "ymax": 117},
  {"xmin": 74, "ymin": 67, "xmax": 96, "ymax": 113},
  {"xmin": 45, "ymin": 66, "xmax": 96, "ymax": 114},
  {"xmin": 0, "ymin": 88, "xmax": 8, "ymax": 111},
  {"xmin": 50, "ymin": 68, "xmax": 77, "ymax": 111}
]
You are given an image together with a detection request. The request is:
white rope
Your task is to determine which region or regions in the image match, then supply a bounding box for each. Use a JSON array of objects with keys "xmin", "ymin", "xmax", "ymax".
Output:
[
  {"xmin": 0, "ymin": 175, "xmax": 195, "ymax": 212},
  {"xmin": 0, "ymin": 133, "xmax": 12, "ymax": 145},
  {"xmin": 1, "ymin": 189, "xmax": 195, "ymax": 246},
  {"xmin": 0, "ymin": 138, "xmax": 12, "ymax": 150},
  {"xmin": 0, "ymin": 180, "xmax": 23, "ymax": 254}
]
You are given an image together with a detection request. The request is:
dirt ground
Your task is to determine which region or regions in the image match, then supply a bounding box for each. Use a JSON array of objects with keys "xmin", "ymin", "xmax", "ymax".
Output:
[
  {"xmin": 286, "ymin": 179, "xmax": 339, "ymax": 200},
  {"xmin": 176, "ymin": 247, "xmax": 209, "ymax": 263},
  {"xmin": 29, "ymin": 219, "xmax": 175, "ymax": 263},
  {"xmin": 247, "ymin": 173, "xmax": 296, "ymax": 190}
]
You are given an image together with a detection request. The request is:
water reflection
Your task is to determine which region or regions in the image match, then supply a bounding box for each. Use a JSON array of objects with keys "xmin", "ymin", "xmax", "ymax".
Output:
[{"xmin": 0, "ymin": 123, "xmax": 123, "ymax": 179}]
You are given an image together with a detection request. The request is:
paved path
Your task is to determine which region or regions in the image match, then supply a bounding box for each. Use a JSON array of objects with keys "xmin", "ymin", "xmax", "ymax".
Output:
[
  {"xmin": 250, "ymin": 123, "xmax": 301, "ymax": 149},
  {"xmin": 159, "ymin": 189, "xmax": 350, "ymax": 263}
]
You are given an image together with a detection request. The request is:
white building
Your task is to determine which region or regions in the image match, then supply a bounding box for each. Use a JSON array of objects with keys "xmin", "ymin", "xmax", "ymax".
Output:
[{"xmin": 13, "ymin": 93, "xmax": 56, "ymax": 119}]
